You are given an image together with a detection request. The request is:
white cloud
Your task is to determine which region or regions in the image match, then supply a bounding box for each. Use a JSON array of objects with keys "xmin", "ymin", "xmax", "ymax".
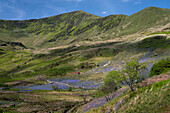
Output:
[
  {"xmin": 76, "ymin": 0, "xmax": 82, "ymax": 2},
  {"xmin": 122, "ymin": 0, "xmax": 130, "ymax": 2},
  {"xmin": 134, "ymin": 0, "xmax": 141, "ymax": 4},
  {"xmin": 102, "ymin": 11, "xmax": 107, "ymax": 14},
  {"xmin": 66, "ymin": 0, "xmax": 83, "ymax": 2}
]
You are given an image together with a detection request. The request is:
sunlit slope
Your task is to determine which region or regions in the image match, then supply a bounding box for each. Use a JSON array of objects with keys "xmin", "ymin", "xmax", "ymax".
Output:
[
  {"xmin": 0, "ymin": 7, "xmax": 170, "ymax": 49},
  {"xmin": 118, "ymin": 7, "xmax": 170, "ymax": 36}
]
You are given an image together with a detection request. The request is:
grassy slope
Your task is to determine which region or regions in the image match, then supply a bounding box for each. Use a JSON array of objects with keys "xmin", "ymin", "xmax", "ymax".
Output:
[
  {"xmin": 87, "ymin": 75, "xmax": 170, "ymax": 113},
  {"xmin": 0, "ymin": 7, "xmax": 169, "ymax": 49},
  {"xmin": 119, "ymin": 7, "xmax": 170, "ymax": 36},
  {"xmin": 0, "ymin": 32, "xmax": 169, "ymax": 86}
]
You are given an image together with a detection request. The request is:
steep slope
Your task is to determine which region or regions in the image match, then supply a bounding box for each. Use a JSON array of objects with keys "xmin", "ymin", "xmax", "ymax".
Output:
[
  {"xmin": 0, "ymin": 7, "xmax": 169, "ymax": 49},
  {"xmin": 0, "ymin": 10, "xmax": 101, "ymax": 48},
  {"xmin": 82, "ymin": 73, "xmax": 170, "ymax": 113},
  {"xmin": 118, "ymin": 7, "xmax": 170, "ymax": 36}
]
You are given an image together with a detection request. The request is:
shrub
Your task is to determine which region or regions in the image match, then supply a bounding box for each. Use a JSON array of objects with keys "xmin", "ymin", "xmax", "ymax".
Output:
[
  {"xmin": 68, "ymin": 87, "xmax": 73, "ymax": 92},
  {"xmin": 149, "ymin": 58, "xmax": 170, "ymax": 77},
  {"xmin": 99, "ymin": 71, "xmax": 120, "ymax": 95}
]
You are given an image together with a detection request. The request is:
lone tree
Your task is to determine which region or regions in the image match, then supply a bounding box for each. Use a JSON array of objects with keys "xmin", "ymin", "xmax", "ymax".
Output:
[
  {"xmin": 120, "ymin": 59, "xmax": 146, "ymax": 91},
  {"xmin": 105, "ymin": 59, "xmax": 146, "ymax": 92}
]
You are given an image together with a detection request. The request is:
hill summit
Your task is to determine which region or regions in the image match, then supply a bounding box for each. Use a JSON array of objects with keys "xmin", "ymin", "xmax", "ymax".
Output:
[{"xmin": 0, "ymin": 7, "xmax": 170, "ymax": 49}]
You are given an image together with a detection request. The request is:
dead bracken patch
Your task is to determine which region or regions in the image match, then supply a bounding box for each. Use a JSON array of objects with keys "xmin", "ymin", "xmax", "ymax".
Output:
[{"xmin": 138, "ymin": 71, "xmax": 170, "ymax": 87}]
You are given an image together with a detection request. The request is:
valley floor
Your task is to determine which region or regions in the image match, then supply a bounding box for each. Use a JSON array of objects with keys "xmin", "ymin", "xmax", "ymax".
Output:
[{"xmin": 0, "ymin": 33, "xmax": 170, "ymax": 112}]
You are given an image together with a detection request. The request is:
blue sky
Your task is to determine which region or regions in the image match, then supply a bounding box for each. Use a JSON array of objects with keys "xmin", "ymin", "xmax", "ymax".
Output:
[{"xmin": 0, "ymin": 0, "xmax": 169, "ymax": 20}]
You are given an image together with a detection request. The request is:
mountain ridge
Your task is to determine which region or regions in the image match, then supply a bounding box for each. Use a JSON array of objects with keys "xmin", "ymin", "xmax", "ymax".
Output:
[{"xmin": 0, "ymin": 6, "xmax": 170, "ymax": 49}]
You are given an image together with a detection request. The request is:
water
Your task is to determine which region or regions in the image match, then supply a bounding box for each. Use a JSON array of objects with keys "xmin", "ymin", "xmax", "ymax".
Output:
[
  {"xmin": 15, "ymin": 79, "xmax": 103, "ymax": 91},
  {"xmin": 97, "ymin": 66, "xmax": 116, "ymax": 73},
  {"xmin": 15, "ymin": 51, "xmax": 158, "ymax": 91},
  {"xmin": 100, "ymin": 60, "xmax": 109, "ymax": 66},
  {"xmin": 50, "ymin": 78, "xmax": 103, "ymax": 89},
  {"xmin": 139, "ymin": 51, "xmax": 153, "ymax": 63},
  {"xmin": 16, "ymin": 84, "xmax": 68, "ymax": 91}
]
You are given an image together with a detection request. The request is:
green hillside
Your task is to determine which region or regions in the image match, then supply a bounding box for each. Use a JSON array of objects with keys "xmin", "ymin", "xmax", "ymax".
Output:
[
  {"xmin": 118, "ymin": 7, "xmax": 170, "ymax": 36},
  {"xmin": 0, "ymin": 7, "xmax": 169, "ymax": 49},
  {"xmin": 0, "ymin": 6, "xmax": 170, "ymax": 113}
]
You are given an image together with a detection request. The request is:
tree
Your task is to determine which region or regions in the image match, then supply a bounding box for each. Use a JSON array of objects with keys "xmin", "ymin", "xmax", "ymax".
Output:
[
  {"xmin": 119, "ymin": 59, "xmax": 146, "ymax": 91},
  {"xmin": 100, "ymin": 71, "xmax": 120, "ymax": 95},
  {"xmin": 104, "ymin": 59, "xmax": 146, "ymax": 92}
]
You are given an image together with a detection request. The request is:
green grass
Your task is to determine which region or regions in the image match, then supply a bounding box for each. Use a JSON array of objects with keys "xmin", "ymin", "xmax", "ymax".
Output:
[
  {"xmin": 89, "ymin": 79, "xmax": 170, "ymax": 113},
  {"xmin": 149, "ymin": 31, "xmax": 170, "ymax": 35},
  {"xmin": 45, "ymin": 65, "xmax": 75, "ymax": 76},
  {"xmin": 118, "ymin": 79, "xmax": 170, "ymax": 113},
  {"xmin": 1, "ymin": 7, "xmax": 169, "ymax": 49}
]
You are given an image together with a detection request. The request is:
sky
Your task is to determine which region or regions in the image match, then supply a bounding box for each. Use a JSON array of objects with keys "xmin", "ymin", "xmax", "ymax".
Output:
[{"xmin": 0, "ymin": 0, "xmax": 169, "ymax": 20}]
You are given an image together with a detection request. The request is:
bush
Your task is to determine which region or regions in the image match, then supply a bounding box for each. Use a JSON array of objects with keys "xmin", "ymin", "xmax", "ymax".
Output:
[
  {"xmin": 99, "ymin": 71, "xmax": 120, "ymax": 95},
  {"xmin": 149, "ymin": 58, "xmax": 170, "ymax": 77},
  {"xmin": 68, "ymin": 87, "xmax": 73, "ymax": 92}
]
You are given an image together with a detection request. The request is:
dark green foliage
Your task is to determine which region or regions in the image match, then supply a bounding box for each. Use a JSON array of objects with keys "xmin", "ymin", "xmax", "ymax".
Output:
[
  {"xmin": 149, "ymin": 58, "xmax": 170, "ymax": 77},
  {"xmin": 105, "ymin": 60, "xmax": 146, "ymax": 92},
  {"xmin": 68, "ymin": 87, "xmax": 73, "ymax": 92},
  {"xmin": 121, "ymin": 60, "xmax": 146, "ymax": 91},
  {"xmin": 0, "ymin": 108, "xmax": 4, "ymax": 113},
  {"xmin": 46, "ymin": 65, "xmax": 75, "ymax": 76},
  {"xmin": 100, "ymin": 71, "xmax": 120, "ymax": 95}
]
